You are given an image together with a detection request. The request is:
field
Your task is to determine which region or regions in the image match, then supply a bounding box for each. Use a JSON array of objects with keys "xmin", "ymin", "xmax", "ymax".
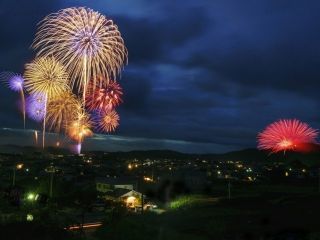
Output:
[{"xmin": 94, "ymin": 182, "xmax": 320, "ymax": 240}]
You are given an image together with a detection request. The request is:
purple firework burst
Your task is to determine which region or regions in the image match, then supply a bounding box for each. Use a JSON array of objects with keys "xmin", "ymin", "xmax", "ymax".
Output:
[
  {"xmin": 9, "ymin": 75, "xmax": 24, "ymax": 92},
  {"xmin": 0, "ymin": 72, "xmax": 24, "ymax": 92},
  {"xmin": 26, "ymin": 93, "xmax": 46, "ymax": 122}
]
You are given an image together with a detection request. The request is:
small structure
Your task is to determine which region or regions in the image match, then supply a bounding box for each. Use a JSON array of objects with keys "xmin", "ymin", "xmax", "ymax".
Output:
[
  {"xmin": 112, "ymin": 189, "xmax": 143, "ymax": 209},
  {"xmin": 96, "ymin": 177, "xmax": 136, "ymax": 194},
  {"xmin": 96, "ymin": 177, "xmax": 144, "ymax": 210}
]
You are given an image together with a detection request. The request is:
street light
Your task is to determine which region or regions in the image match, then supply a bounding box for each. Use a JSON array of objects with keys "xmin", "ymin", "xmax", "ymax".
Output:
[
  {"xmin": 26, "ymin": 214, "xmax": 34, "ymax": 221},
  {"xmin": 27, "ymin": 193, "xmax": 35, "ymax": 201},
  {"xmin": 12, "ymin": 163, "xmax": 24, "ymax": 187},
  {"xmin": 16, "ymin": 164, "xmax": 23, "ymax": 169},
  {"xmin": 46, "ymin": 165, "xmax": 56, "ymax": 198}
]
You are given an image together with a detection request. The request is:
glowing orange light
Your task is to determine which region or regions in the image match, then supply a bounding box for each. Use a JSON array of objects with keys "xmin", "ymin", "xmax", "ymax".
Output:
[
  {"xmin": 16, "ymin": 164, "xmax": 24, "ymax": 169},
  {"xmin": 67, "ymin": 111, "xmax": 93, "ymax": 143},
  {"xmin": 66, "ymin": 222, "xmax": 102, "ymax": 230},
  {"xmin": 144, "ymin": 176, "xmax": 153, "ymax": 182}
]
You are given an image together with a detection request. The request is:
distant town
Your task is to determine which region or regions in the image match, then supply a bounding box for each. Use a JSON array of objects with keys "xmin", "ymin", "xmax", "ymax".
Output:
[{"xmin": 1, "ymin": 145, "xmax": 320, "ymax": 229}]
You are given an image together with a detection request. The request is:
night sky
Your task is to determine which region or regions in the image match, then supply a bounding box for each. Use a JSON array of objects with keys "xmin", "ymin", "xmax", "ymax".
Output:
[{"xmin": 1, "ymin": 0, "xmax": 320, "ymax": 153}]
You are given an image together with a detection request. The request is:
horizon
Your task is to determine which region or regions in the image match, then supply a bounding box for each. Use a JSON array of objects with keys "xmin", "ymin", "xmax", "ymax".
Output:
[{"xmin": 0, "ymin": 127, "xmax": 245, "ymax": 155}]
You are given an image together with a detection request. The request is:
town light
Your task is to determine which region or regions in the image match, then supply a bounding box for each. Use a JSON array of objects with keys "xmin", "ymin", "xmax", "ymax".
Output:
[
  {"xmin": 144, "ymin": 176, "xmax": 153, "ymax": 182},
  {"xmin": 16, "ymin": 163, "xmax": 23, "ymax": 169},
  {"xmin": 126, "ymin": 196, "xmax": 136, "ymax": 207},
  {"xmin": 26, "ymin": 214, "xmax": 34, "ymax": 221},
  {"xmin": 27, "ymin": 193, "xmax": 35, "ymax": 201}
]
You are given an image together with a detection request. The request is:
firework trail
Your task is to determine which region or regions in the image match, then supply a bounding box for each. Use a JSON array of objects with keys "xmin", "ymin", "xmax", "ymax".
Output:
[
  {"xmin": 257, "ymin": 119, "xmax": 318, "ymax": 154},
  {"xmin": 34, "ymin": 130, "xmax": 38, "ymax": 146},
  {"xmin": 32, "ymin": 7, "xmax": 127, "ymax": 102},
  {"xmin": 0, "ymin": 72, "xmax": 26, "ymax": 128}
]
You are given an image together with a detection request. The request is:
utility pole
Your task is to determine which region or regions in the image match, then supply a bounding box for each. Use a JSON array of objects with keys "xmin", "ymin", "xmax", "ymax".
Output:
[
  {"xmin": 50, "ymin": 171, "xmax": 54, "ymax": 198},
  {"xmin": 141, "ymin": 193, "xmax": 144, "ymax": 214},
  {"xmin": 12, "ymin": 168, "xmax": 16, "ymax": 187},
  {"xmin": 12, "ymin": 164, "xmax": 23, "ymax": 187},
  {"xmin": 228, "ymin": 180, "xmax": 231, "ymax": 200},
  {"xmin": 47, "ymin": 165, "xmax": 55, "ymax": 198},
  {"xmin": 318, "ymin": 168, "xmax": 320, "ymax": 193}
]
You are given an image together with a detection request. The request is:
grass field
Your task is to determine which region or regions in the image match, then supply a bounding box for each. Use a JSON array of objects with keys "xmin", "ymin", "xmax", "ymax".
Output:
[{"xmin": 94, "ymin": 182, "xmax": 320, "ymax": 240}]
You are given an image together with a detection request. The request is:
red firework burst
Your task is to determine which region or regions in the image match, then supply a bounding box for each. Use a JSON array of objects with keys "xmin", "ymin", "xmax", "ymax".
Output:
[
  {"xmin": 257, "ymin": 119, "xmax": 318, "ymax": 153},
  {"xmin": 86, "ymin": 81, "xmax": 123, "ymax": 112},
  {"xmin": 98, "ymin": 110, "xmax": 120, "ymax": 133}
]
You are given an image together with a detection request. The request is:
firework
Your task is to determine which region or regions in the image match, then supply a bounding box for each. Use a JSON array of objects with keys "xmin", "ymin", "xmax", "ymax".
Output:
[
  {"xmin": 86, "ymin": 81, "xmax": 123, "ymax": 112},
  {"xmin": 0, "ymin": 72, "xmax": 23, "ymax": 91},
  {"xmin": 32, "ymin": 7, "xmax": 128, "ymax": 99},
  {"xmin": 97, "ymin": 110, "xmax": 120, "ymax": 132},
  {"xmin": 76, "ymin": 143, "xmax": 82, "ymax": 155},
  {"xmin": 24, "ymin": 57, "xmax": 70, "ymax": 148},
  {"xmin": 26, "ymin": 93, "xmax": 46, "ymax": 122},
  {"xmin": 46, "ymin": 91, "xmax": 82, "ymax": 133},
  {"xmin": 0, "ymin": 72, "xmax": 26, "ymax": 128},
  {"xmin": 67, "ymin": 110, "xmax": 93, "ymax": 144},
  {"xmin": 9, "ymin": 75, "xmax": 24, "ymax": 92},
  {"xmin": 24, "ymin": 57, "xmax": 70, "ymax": 100},
  {"xmin": 257, "ymin": 119, "xmax": 318, "ymax": 153}
]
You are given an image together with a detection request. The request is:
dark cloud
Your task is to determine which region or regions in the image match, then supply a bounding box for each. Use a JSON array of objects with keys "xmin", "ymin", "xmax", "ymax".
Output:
[
  {"xmin": 113, "ymin": 6, "xmax": 209, "ymax": 64},
  {"xmin": 182, "ymin": 0, "xmax": 320, "ymax": 96}
]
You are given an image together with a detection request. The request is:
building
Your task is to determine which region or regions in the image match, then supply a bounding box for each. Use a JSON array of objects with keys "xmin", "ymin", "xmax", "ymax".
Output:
[
  {"xmin": 96, "ymin": 177, "xmax": 136, "ymax": 194},
  {"xmin": 112, "ymin": 189, "xmax": 143, "ymax": 209}
]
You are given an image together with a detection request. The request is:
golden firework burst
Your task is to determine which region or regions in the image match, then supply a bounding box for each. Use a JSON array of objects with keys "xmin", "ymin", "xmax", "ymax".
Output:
[
  {"xmin": 24, "ymin": 57, "xmax": 70, "ymax": 100},
  {"xmin": 24, "ymin": 57, "xmax": 70, "ymax": 149},
  {"xmin": 46, "ymin": 91, "xmax": 82, "ymax": 133},
  {"xmin": 33, "ymin": 7, "xmax": 128, "ymax": 96},
  {"xmin": 98, "ymin": 110, "xmax": 119, "ymax": 132},
  {"xmin": 67, "ymin": 109, "xmax": 93, "ymax": 143}
]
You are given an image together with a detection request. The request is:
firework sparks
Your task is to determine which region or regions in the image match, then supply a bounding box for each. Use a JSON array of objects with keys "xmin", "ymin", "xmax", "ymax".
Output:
[
  {"xmin": 0, "ymin": 72, "xmax": 26, "ymax": 128},
  {"xmin": 9, "ymin": 75, "xmax": 24, "ymax": 92},
  {"xmin": 67, "ymin": 110, "xmax": 93, "ymax": 144},
  {"xmin": 97, "ymin": 110, "xmax": 120, "ymax": 133},
  {"xmin": 26, "ymin": 93, "xmax": 46, "ymax": 122},
  {"xmin": 24, "ymin": 57, "xmax": 70, "ymax": 148},
  {"xmin": 257, "ymin": 119, "xmax": 318, "ymax": 153},
  {"xmin": 24, "ymin": 57, "xmax": 70, "ymax": 100},
  {"xmin": 46, "ymin": 91, "xmax": 82, "ymax": 133},
  {"xmin": 86, "ymin": 81, "xmax": 123, "ymax": 112},
  {"xmin": 32, "ymin": 7, "xmax": 128, "ymax": 99},
  {"xmin": 76, "ymin": 143, "xmax": 82, "ymax": 155}
]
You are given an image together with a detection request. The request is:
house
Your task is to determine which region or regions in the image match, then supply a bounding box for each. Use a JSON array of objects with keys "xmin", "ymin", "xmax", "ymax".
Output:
[
  {"xmin": 96, "ymin": 177, "xmax": 136, "ymax": 193},
  {"xmin": 96, "ymin": 177, "xmax": 145, "ymax": 210},
  {"xmin": 113, "ymin": 189, "xmax": 143, "ymax": 208}
]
